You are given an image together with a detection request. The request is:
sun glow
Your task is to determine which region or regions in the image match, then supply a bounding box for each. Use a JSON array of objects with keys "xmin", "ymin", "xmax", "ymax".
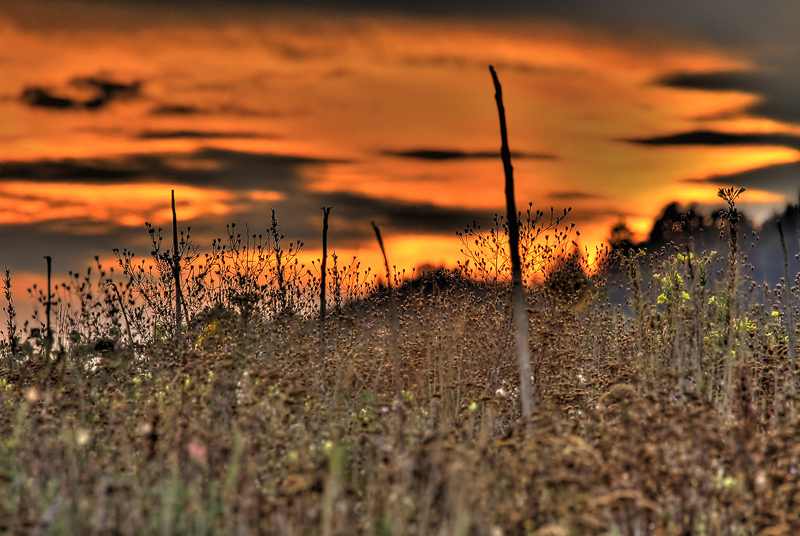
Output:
[{"xmin": 0, "ymin": 182, "xmax": 234, "ymax": 227}]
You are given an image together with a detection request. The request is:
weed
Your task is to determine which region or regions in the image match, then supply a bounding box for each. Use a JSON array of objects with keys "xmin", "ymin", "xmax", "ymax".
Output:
[{"xmin": 1, "ymin": 191, "xmax": 800, "ymax": 534}]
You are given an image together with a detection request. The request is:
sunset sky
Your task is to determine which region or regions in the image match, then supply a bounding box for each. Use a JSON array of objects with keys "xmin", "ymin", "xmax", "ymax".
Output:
[{"xmin": 2, "ymin": 0, "xmax": 800, "ymax": 310}]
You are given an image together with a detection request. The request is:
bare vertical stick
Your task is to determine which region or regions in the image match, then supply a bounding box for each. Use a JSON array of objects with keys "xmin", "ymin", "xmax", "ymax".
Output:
[
  {"xmin": 318, "ymin": 207, "xmax": 332, "ymax": 393},
  {"xmin": 778, "ymin": 220, "xmax": 796, "ymax": 395},
  {"xmin": 44, "ymin": 255, "xmax": 52, "ymax": 361},
  {"xmin": 371, "ymin": 221, "xmax": 401, "ymax": 403},
  {"xmin": 171, "ymin": 190, "xmax": 183, "ymax": 336},
  {"xmin": 489, "ymin": 65, "xmax": 534, "ymax": 426},
  {"xmin": 320, "ymin": 207, "xmax": 332, "ymax": 323}
]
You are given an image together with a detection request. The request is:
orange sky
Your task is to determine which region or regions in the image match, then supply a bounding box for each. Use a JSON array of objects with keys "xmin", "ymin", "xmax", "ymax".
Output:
[{"xmin": 1, "ymin": 1, "xmax": 800, "ymax": 320}]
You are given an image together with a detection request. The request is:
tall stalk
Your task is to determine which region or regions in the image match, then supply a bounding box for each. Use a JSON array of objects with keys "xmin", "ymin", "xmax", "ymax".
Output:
[
  {"xmin": 44, "ymin": 255, "xmax": 52, "ymax": 360},
  {"xmin": 371, "ymin": 221, "xmax": 400, "ymax": 401},
  {"xmin": 320, "ymin": 207, "xmax": 332, "ymax": 324},
  {"xmin": 718, "ymin": 187, "xmax": 745, "ymax": 413},
  {"xmin": 318, "ymin": 207, "xmax": 332, "ymax": 393},
  {"xmin": 778, "ymin": 220, "xmax": 796, "ymax": 395},
  {"xmin": 489, "ymin": 65, "xmax": 533, "ymax": 426},
  {"xmin": 3, "ymin": 266, "xmax": 16, "ymax": 354},
  {"xmin": 171, "ymin": 190, "xmax": 183, "ymax": 336},
  {"xmin": 372, "ymin": 221, "xmax": 404, "ymax": 447}
]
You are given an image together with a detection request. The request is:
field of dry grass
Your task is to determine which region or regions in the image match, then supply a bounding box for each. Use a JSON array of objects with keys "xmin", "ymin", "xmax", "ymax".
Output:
[{"xmin": 2, "ymin": 195, "xmax": 800, "ymax": 535}]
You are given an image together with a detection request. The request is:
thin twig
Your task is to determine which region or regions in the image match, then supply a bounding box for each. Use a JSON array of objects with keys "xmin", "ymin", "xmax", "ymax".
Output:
[{"xmin": 109, "ymin": 282, "xmax": 135, "ymax": 349}]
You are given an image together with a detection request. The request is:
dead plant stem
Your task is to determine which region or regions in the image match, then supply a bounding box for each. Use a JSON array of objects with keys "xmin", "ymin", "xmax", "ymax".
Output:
[{"xmin": 489, "ymin": 65, "xmax": 534, "ymax": 427}]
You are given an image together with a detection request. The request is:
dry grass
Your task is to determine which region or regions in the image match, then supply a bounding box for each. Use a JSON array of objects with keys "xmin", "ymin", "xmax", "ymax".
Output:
[{"xmin": 1, "ymin": 202, "xmax": 799, "ymax": 535}]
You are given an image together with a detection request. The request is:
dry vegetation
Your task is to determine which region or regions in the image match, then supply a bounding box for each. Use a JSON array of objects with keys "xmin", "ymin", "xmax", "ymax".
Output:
[{"xmin": 2, "ymin": 189, "xmax": 800, "ymax": 535}]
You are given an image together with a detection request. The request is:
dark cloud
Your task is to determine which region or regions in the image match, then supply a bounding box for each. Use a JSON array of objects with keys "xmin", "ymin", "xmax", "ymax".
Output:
[
  {"xmin": 137, "ymin": 130, "xmax": 270, "ymax": 140},
  {"xmin": 0, "ymin": 148, "xmax": 341, "ymax": 190},
  {"xmin": 216, "ymin": 104, "xmax": 292, "ymax": 117},
  {"xmin": 748, "ymin": 84, "xmax": 800, "ymax": 125},
  {"xmin": 77, "ymin": 77, "xmax": 141, "ymax": 108},
  {"xmin": 548, "ymin": 190, "xmax": 605, "ymax": 201},
  {"xmin": 626, "ymin": 130, "xmax": 800, "ymax": 150},
  {"xmin": 683, "ymin": 160, "xmax": 800, "ymax": 198},
  {"xmin": 659, "ymin": 70, "xmax": 760, "ymax": 93},
  {"xmin": 659, "ymin": 69, "xmax": 800, "ymax": 124},
  {"xmin": 149, "ymin": 104, "xmax": 205, "ymax": 116},
  {"xmin": 0, "ymin": 159, "xmax": 145, "ymax": 182},
  {"xmin": 148, "ymin": 102, "xmax": 293, "ymax": 118},
  {"xmin": 320, "ymin": 192, "xmax": 499, "ymax": 236},
  {"xmin": 384, "ymin": 149, "xmax": 557, "ymax": 161},
  {"xmin": 20, "ymin": 76, "xmax": 141, "ymax": 111},
  {"xmin": 19, "ymin": 88, "xmax": 74, "ymax": 109},
  {"xmin": 629, "ymin": 126, "xmax": 800, "ymax": 208}
]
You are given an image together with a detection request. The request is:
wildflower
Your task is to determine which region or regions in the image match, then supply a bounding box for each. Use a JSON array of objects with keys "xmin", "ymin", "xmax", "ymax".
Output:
[
  {"xmin": 25, "ymin": 387, "xmax": 40, "ymax": 403},
  {"xmin": 187, "ymin": 440, "xmax": 207, "ymax": 462},
  {"xmin": 76, "ymin": 428, "xmax": 91, "ymax": 446}
]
